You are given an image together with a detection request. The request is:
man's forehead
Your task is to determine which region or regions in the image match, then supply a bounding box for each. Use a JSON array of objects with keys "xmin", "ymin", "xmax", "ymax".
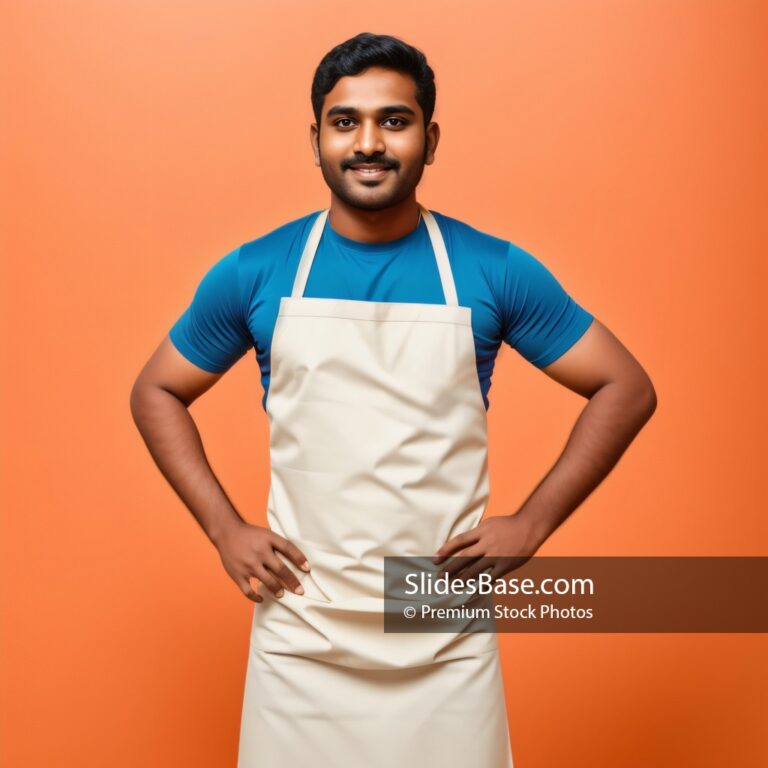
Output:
[{"xmin": 323, "ymin": 67, "xmax": 419, "ymax": 114}]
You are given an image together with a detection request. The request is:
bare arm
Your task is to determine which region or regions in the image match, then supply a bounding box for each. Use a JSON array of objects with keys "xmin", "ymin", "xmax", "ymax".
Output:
[
  {"xmin": 514, "ymin": 317, "xmax": 657, "ymax": 544},
  {"xmin": 130, "ymin": 336, "xmax": 309, "ymax": 601},
  {"xmin": 129, "ymin": 335, "xmax": 240, "ymax": 543},
  {"xmin": 434, "ymin": 318, "xmax": 657, "ymax": 575}
]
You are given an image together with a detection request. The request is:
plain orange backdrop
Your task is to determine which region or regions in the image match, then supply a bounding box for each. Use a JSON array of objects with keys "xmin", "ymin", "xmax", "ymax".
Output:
[{"xmin": 1, "ymin": 1, "xmax": 766, "ymax": 766}]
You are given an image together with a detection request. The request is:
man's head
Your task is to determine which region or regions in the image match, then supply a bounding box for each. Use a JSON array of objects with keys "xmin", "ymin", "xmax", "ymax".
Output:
[{"xmin": 310, "ymin": 33, "xmax": 439, "ymax": 211}]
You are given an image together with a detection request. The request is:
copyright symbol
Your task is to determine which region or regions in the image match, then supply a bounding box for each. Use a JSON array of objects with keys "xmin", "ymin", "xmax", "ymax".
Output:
[{"xmin": 403, "ymin": 606, "xmax": 416, "ymax": 619}]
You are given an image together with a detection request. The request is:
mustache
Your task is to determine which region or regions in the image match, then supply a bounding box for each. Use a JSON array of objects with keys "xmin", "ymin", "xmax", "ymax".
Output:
[{"xmin": 341, "ymin": 154, "xmax": 399, "ymax": 171}]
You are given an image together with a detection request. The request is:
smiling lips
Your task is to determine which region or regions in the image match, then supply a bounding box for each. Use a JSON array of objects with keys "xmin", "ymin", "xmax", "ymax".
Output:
[{"xmin": 348, "ymin": 162, "xmax": 392, "ymax": 179}]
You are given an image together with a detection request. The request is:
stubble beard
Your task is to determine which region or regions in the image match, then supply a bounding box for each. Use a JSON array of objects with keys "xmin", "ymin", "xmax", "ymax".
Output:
[{"xmin": 317, "ymin": 143, "xmax": 429, "ymax": 212}]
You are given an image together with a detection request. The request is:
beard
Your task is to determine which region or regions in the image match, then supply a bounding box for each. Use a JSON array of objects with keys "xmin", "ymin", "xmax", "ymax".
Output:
[{"xmin": 318, "ymin": 143, "xmax": 429, "ymax": 211}]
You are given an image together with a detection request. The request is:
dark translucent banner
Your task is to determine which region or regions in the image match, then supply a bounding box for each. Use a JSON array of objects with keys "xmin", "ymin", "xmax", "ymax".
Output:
[{"xmin": 382, "ymin": 556, "xmax": 768, "ymax": 633}]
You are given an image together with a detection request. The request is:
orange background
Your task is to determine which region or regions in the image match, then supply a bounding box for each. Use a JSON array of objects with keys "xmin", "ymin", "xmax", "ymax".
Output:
[{"xmin": 2, "ymin": 1, "xmax": 766, "ymax": 766}]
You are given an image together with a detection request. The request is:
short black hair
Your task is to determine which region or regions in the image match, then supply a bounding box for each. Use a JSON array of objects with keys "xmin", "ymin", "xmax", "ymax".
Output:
[{"xmin": 311, "ymin": 32, "xmax": 436, "ymax": 127}]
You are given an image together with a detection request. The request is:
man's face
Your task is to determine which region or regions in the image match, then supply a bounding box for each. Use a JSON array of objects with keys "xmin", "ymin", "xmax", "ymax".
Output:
[{"xmin": 310, "ymin": 67, "xmax": 439, "ymax": 211}]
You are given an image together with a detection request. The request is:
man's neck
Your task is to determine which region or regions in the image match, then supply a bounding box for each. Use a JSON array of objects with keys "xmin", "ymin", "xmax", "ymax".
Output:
[{"xmin": 327, "ymin": 194, "xmax": 421, "ymax": 243}]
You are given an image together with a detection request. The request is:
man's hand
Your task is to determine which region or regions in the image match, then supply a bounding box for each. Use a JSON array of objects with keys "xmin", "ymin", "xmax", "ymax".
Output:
[
  {"xmin": 432, "ymin": 515, "xmax": 543, "ymax": 581},
  {"xmin": 215, "ymin": 520, "xmax": 311, "ymax": 603}
]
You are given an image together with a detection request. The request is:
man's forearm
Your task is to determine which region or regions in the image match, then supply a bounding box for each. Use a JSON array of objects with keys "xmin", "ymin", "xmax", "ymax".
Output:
[
  {"xmin": 515, "ymin": 377, "xmax": 657, "ymax": 547},
  {"xmin": 129, "ymin": 384, "xmax": 244, "ymax": 546}
]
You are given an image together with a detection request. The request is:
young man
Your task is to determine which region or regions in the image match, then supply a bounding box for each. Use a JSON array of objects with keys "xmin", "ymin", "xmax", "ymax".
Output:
[{"xmin": 131, "ymin": 32, "xmax": 656, "ymax": 768}]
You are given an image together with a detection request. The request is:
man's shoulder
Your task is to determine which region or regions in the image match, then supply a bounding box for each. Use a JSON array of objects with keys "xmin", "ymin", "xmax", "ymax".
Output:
[{"xmin": 429, "ymin": 209, "xmax": 512, "ymax": 261}]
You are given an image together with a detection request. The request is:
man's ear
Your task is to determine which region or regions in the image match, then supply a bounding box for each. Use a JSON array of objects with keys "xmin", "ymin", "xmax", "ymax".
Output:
[
  {"xmin": 424, "ymin": 121, "xmax": 440, "ymax": 166},
  {"xmin": 310, "ymin": 123, "xmax": 320, "ymax": 166}
]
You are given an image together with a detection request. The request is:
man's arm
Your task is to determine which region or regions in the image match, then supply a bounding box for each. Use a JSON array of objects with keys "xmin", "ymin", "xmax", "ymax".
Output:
[
  {"xmin": 130, "ymin": 337, "xmax": 310, "ymax": 601},
  {"xmin": 130, "ymin": 336, "xmax": 238, "ymax": 542},
  {"xmin": 518, "ymin": 317, "xmax": 657, "ymax": 543},
  {"xmin": 433, "ymin": 318, "xmax": 657, "ymax": 577}
]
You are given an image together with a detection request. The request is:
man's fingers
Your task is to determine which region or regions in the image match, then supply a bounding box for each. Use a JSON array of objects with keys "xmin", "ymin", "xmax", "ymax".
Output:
[
  {"xmin": 265, "ymin": 553, "xmax": 305, "ymax": 595},
  {"xmin": 433, "ymin": 529, "xmax": 481, "ymax": 564},
  {"xmin": 461, "ymin": 557, "xmax": 495, "ymax": 582},
  {"xmin": 255, "ymin": 565, "xmax": 285, "ymax": 598},
  {"xmin": 239, "ymin": 577, "xmax": 263, "ymax": 603},
  {"xmin": 441, "ymin": 553, "xmax": 482, "ymax": 578},
  {"xmin": 270, "ymin": 534, "xmax": 311, "ymax": 572}
]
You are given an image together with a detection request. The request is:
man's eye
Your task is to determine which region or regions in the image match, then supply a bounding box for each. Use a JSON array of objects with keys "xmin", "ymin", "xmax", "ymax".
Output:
[{"xmin": 333, "ymin": 117, "xmax": 407, "ymax": 128}]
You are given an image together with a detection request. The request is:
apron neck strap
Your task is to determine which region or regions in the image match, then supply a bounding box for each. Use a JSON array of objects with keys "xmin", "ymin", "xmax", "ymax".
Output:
[
  {"xmin": 290, "ymin": 204, "xmax": 459, "ymax": 306},
  {"xmin": 291, "ymin": 208, "xmax": 329, "ymax": 300},
  {"xmin": 418, "ymin": 204, "xmax": 458, "ymax": 306}
]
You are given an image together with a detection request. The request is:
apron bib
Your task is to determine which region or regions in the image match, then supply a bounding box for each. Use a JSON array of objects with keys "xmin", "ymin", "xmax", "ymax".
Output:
[{"xmin": 238, "ymin": 205, "xmax": 514, "ymax": 767}]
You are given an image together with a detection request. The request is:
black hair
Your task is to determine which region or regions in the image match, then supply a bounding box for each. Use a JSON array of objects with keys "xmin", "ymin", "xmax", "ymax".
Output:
[{"xmin": 311, "ymin": 32, "xmax": 436, "ymax": 127}]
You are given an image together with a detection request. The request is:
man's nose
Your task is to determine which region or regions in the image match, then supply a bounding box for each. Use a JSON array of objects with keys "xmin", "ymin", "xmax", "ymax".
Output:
[{"xmin": 353, "ymin": 119, "xmax": 386, "ymax": 157}]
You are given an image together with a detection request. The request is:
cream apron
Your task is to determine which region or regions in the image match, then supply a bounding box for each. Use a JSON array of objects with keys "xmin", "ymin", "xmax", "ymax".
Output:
[{"xmin": 237, "ymin": 205, "xmax": 514, "ymax": 768}]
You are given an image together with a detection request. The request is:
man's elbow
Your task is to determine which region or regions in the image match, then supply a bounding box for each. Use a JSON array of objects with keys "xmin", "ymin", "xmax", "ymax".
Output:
[
  {"xmin": 129, "ymin": 378, "xmax": 148, "ymax": 426},
  {"xmin": 631, "ymin": 371, "xmax": 658, "ymax": 423},
  {"xmin": 129, "ymin": 376, "xmax": 161, "ymax": 427}
]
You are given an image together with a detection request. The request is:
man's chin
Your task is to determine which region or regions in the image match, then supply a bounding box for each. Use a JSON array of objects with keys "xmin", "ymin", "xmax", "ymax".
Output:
[{"xmin": 334, "ymin": 187, "xmax": 407, "ymax": 212}]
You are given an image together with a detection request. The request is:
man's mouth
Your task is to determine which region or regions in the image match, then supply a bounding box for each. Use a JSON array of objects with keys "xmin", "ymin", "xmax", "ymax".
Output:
[{"xmin": 347, "ymin": 162, "xmax": 393, "ymax": 180}]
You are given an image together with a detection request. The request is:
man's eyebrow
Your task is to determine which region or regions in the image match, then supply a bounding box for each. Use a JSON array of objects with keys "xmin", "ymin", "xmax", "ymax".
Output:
[{"xmin": 325, "ymin": 104, "xmax": 417, "ymax": 118}]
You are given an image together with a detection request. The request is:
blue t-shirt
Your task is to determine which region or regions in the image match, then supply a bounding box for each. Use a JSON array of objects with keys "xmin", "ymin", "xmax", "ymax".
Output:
[{"xmin": 169, "ymin": 209, "xmax": 593, "ymax": 410}]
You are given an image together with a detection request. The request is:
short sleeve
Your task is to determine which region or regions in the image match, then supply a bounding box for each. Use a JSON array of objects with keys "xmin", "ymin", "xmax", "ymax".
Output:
[
  {"xmin": 168, "ymin": 246, "xmax": 253, "ymax": 372},
  {"xmin": 501, "ymin": 242, "xmax": 593, "ymax": 367}
]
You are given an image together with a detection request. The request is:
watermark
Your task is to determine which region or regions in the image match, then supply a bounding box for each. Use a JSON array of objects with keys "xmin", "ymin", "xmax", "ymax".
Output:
[{"xmin": 383, "ymin": 556, "xmax": 768, "ymax": 633}]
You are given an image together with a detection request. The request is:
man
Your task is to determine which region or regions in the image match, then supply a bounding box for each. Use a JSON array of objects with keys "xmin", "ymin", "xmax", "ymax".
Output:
[{"xmin": 131, "ymin": 32, "xmax": 656, "ymax": 768}]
